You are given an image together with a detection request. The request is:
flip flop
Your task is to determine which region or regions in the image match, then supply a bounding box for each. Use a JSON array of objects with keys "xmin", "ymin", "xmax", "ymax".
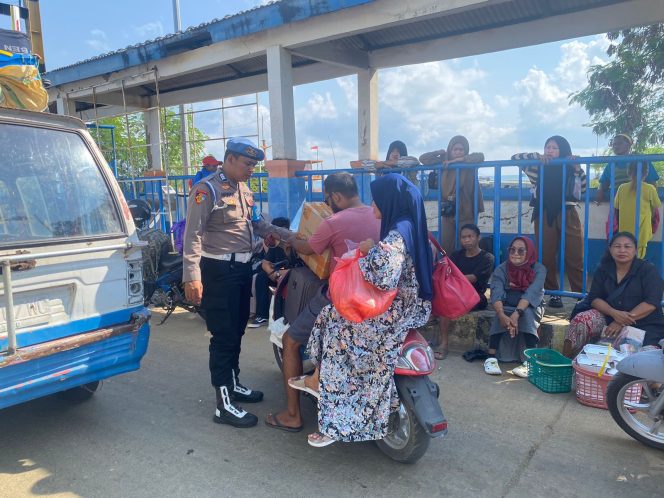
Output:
[
  {"xmin": 308, "ymin": 432, "xmax": 335, "ymax": 448},
  {"xmin": 264, "ymin": 413, "xmax": 303, "ymax": 433},
  {"xmin": 288, "ymin": 375, "xmax": 320, "ymax": 399},
  {"xmin": 484, "ymin": 357, "xmax": 502, "ymax": 375},
  {"xmin": 463, "ymin": 349, "xmax": 489, "ymax": 362},
  {"xmin": 433, "ymin": 347, "xmax": 448, "ymax": 360}
]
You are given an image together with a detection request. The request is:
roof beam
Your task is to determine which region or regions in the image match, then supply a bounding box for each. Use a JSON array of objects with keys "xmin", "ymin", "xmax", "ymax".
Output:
[
  {"xmin": 289, "ymin": 42, "xmax": 369, "ymax": 69},
  {"xmin": 369, "ymin": 0, "xmax": 664, "ymax": 68}
]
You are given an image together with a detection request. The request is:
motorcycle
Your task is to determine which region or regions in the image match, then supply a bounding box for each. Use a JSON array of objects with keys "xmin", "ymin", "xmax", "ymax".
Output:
[
  {"xmin": 268, "ymin": 271, "xmax": 447, "ymax": 463},
  {"xmin": 127, "ymin": 199, "xmax": 205, "ymax": 324},
  {"xmin": 606, "ymin": 339, "xmax": 664, "ymax": 450}
]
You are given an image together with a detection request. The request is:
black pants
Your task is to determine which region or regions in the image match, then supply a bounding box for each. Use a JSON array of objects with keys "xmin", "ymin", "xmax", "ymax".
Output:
[
  {"xmin": 201, "ymin": 257, "xmax": 252, "ymax": 388},
  {"xmin": 254, "ymin": 269, "xmax": 271, "ymax": 320}
]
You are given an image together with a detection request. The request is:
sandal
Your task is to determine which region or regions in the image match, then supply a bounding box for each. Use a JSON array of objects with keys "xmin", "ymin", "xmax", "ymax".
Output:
[
  {"xmin": 484, "ymin": 357, "xmax": 502, "ymax": 375},
  {"xmin": 288, "ymin": 375, "xmax": 320, "ymax": 399},
  {"xmin": 308, "ymin": 431, "xmax": 335, "ymax": 448},
  {"xmin": 433, "ymin": 347, "xmax": 449, "ymax": 360},
  {"xmin": 511, "ymin": 362, "xmax": 529, "ymax": 378}
]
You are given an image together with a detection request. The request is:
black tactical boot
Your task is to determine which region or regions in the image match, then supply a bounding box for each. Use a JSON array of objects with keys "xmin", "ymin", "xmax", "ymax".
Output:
[
  {"xmin": 231, "ymin": 369, "xmax": 264, "ymax": 403},
  {"xmin": 213, "ymin": 386, "xmax": 258, "ymax": 428}
]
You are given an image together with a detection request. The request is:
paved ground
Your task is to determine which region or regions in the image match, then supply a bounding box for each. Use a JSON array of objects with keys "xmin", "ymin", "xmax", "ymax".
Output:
[{"xmin": 1, "ymin": 309, "xmax": 663, "ymax": 498}]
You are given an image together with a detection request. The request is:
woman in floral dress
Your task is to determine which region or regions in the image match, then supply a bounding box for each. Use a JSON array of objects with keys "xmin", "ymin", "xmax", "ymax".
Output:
[{"xmin": 298, "ymin": 173, "xmax": 433, "ymax": 447}]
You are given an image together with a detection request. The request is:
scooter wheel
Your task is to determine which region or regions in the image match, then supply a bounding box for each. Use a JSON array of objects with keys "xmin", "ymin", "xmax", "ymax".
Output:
[
  {"xmin": 376, "ymin": 402, "xmax": 431, "ymax": 463},
  {"xmin": 607, "ymin": 372, "xmax": 664, "ymax": 450}
]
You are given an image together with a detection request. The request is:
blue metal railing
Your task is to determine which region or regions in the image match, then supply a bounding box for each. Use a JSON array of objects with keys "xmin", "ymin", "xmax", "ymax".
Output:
[
  {"xmin": 116, "ymin": 172, "xmax": 268, "ymax": 232},
  {"xmin": 295, "ymin": 154, "xmax": 664, "ymax": 299},
  {"xmin": 114, "ymin": 155, "xmax": 664, "ymax": 299}
]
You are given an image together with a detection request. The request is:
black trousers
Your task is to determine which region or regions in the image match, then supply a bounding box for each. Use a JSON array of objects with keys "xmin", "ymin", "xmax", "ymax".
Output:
[
  {"xmin": 200, "ymin": 257, "xmax": 252, "ymax": 388},
  {"xmin": 254, "ymin": 269, "xmax": 272, "ymax": 320}
]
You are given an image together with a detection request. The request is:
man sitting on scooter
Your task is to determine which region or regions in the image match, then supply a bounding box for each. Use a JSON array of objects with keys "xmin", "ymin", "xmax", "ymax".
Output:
[{"xmin": 265, "ymin": 173, "xmax": 381, "ymax": 432}]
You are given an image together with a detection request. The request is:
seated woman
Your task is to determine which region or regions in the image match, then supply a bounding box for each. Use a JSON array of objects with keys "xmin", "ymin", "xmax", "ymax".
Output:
[
  {"xmin": 419, "ymin": 136, "xmax": 485, "ymax": 254},
  {"xmin": 292, "ymin": 173, "xmax": 433, "ymax": 447},
  {"xmin": 485, "ymin": 236, "xmax": 546, "ymax": 374},
  {"xmin": 432, "ymin": 223, "xmax": 494, "ymax": 360},
  {"xmin": 563, "ymin": 232, "xmax": 664, "ymax": 358}
]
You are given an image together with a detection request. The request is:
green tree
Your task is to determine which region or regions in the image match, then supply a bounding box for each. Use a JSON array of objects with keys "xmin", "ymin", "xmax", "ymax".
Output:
[
  {"xmin": 570, "ymin": 23, "xmax": 664, "ymax": 151},
  {"xmin": 89, "ymin": 109, "xmax": 209, "ymax": 178}
]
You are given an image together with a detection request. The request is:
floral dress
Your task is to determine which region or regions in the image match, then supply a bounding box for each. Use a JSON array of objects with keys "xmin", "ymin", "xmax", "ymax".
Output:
[{"xmin": 307, "ymin": 230, "xmax": 431, "ymax": 442}]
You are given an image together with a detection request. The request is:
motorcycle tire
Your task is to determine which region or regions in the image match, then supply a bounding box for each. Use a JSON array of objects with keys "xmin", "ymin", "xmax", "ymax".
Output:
[
  {"xmin": 606, "ymin": 372, "xmax": 664, "ymax": 451},
  {"xmin": 376, "ymin": 402, "xmax": 431, "ymax": 463},
  {"xmin": 58, "ymin": 381, "xmax": 100, "ymax": 403},
  {"xmin": 273, "ymin": 343, "xmax": 284, "ymax": 372}
]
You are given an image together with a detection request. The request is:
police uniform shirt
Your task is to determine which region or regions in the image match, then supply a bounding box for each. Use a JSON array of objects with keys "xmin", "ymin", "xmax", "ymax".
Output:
[{"xmin": 182, "ymin": 170, "xmax": 290, "ymax": 282}]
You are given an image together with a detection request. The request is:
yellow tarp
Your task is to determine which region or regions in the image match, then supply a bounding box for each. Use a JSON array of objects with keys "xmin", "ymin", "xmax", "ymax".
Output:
[{"xmin": 0, "ymin": 64, "xmax": 48, "ymax": 111}]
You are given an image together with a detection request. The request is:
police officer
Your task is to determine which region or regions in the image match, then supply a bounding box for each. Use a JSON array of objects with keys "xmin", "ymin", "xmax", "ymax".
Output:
[{"xmin": 183, "ymin": 138, "xmax": 291, "ymax": 428}]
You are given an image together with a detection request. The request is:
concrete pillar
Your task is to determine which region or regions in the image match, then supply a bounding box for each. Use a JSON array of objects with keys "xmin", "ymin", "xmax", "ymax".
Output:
[
  {"xmin": 55, "ymin": 97, "xmax": 76, "ymax": 116},
  {"xmin": 266, "ymin": 45, "xmax": 297, "ymax": 160},
  {"xmin": 357, "ymin": 68, "xmax": 378, "ymax": 160},
  {"xmin": 144, "ymin": 108, "xmax": 163, "ymax": 171}
]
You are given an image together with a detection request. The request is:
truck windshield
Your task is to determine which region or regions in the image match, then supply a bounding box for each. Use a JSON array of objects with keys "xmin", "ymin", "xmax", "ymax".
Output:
[{"xmin": 0, "ymin": 123, "xmax": 123, "ymax": 245}]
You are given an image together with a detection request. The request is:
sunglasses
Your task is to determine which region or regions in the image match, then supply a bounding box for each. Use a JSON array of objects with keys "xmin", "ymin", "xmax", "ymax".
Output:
[{"xmin": 509, "ymin": 247, "xmax": 526, "ymax": 255}]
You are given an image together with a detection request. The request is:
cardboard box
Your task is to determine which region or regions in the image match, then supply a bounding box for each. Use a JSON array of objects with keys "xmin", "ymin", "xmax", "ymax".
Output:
[{"xmin": 298, "ymin": 202, "xmax": 333, "ymax": 279}]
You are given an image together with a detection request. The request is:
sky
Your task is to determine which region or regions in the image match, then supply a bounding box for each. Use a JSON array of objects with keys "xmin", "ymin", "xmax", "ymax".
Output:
[{"xmin": 27, "ymin": 0, "xmax": 617, "ymax": 171}]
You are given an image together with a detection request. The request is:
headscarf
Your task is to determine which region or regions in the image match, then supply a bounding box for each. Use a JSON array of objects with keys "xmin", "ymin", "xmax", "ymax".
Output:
[
  {"xmin": 541, "ymin": 135, "xmax": 574, "ymax": 226},
  {"xmin": 446, "ymin": 135, "xmax": 470, "ymax": 158},
  {"xmin": 370, "ymin": 173, "xmax": 433, "ymax": 300},
  {"xmin": 507, "ymin": 236, "xmax": 537, "ymax": 292},
  {"xmin": 385, "ymin": 140, "xmax": 408, "ymax": 161},
  {"xmin": 614, "ymin": 133, "xmax": 634, "ymax": 146}
]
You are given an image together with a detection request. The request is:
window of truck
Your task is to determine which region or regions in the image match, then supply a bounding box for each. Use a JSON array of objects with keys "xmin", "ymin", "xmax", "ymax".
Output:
[{"xmin": 0, "ymin": 123, "xmax": 123, "ymax": 246}]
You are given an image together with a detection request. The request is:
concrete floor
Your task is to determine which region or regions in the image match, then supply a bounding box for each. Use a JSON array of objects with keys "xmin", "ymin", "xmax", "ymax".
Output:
[{"xmin": 0, "ymin": 309, "xmax": 662, "ymax": 497}]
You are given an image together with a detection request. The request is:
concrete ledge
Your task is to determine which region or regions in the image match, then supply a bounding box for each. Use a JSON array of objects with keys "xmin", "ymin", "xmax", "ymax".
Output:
[{"xmin": 420, "ymin": 309, "xmax": 570, "ymax": 354}]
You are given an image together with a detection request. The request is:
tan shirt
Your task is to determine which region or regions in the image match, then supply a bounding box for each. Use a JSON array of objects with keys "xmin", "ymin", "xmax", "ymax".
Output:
[{"xmin": 183, "ymin": 170, "xmax": 291, "ymax": 282}]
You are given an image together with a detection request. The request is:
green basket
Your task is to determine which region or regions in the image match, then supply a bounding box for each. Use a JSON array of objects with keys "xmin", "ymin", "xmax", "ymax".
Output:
[{"xmin": 523, "ymin": 348, "xmax": 573, "ymax": 394}]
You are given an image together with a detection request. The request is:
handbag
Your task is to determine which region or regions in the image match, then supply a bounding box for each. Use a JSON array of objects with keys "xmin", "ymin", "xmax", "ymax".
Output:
[
  {"xmin": 429, "ymin": 235, "xmax": 480, "ymax": 319},
  {"xmin": 329, "ymin": 249, "xmax": 397, "ymax": 323},
  {"xmin": 428, "ymin": 171, "xmax": 439, "ymax": 190},
  {"xmin": 441, "ymin": 200, "xmax": 456, "ymax": 218}
]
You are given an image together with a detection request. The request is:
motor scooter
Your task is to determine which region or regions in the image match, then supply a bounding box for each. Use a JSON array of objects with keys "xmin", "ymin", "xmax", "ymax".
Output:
[
  {"xmin": 606, "ymin": 339, "xmax": 664, "ymax": 450},
  {"xmin": 268, "ymin": 274, "xmax": 447, "ymax": 463},
  {"xmin": 127, "ymin": 199, "xmax": 205, "ymax": 324}
]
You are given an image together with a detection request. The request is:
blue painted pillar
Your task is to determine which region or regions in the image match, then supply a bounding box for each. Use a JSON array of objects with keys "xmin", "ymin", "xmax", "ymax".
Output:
[{"xmin": 265, "ymin": 160, "xmax": 310, "ymax": 220}]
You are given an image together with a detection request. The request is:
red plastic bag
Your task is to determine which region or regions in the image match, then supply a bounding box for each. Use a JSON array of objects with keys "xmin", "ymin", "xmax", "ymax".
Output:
[
  {"xmin": 429, "ymin": 235, "xmax": 480, "ymax": 319},
  {"xmin": 329, "ymin": 249, "xmax": 397, "ymax": 323}
]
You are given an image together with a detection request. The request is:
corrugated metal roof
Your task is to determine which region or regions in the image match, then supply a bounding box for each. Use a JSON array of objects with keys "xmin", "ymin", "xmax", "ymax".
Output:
[{"xmin": 46, "ymin": 0, "xmax": 374, "ymax": 84}]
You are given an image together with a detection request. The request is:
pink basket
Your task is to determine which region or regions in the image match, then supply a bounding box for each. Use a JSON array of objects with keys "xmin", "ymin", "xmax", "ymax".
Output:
[{"xmin": 573, "ymin": 361, "xmax": 642, "ymax": 409}]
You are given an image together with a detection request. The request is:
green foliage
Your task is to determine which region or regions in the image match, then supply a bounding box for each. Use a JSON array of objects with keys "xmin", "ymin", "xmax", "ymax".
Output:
[
  {"xmin": 570, "ymin": 23, "xmax": 664, "ymax": 151},
  {"xmin": 89, "ymin": 109, "xmax": 209, "ymax": 178}
]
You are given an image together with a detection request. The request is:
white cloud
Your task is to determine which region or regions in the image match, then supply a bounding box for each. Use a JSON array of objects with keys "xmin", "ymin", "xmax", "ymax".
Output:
[
  {"xmin": 132, "ymin": 21, "xmax": 165, "ymax": 40},
  {"xmin": 336, "ymin": 76, "xmax": 357, "ymax": 113},
  {"xmin": 296, "ymin": 92, "xmax": 338, "ymax": 122},
  {"xmin": 85, "ymin": 29, "xmax": 110, "ymax": 53},
  {"xmin": 379, "ymin": 62, "xmax": 514, "ymax": 153}
]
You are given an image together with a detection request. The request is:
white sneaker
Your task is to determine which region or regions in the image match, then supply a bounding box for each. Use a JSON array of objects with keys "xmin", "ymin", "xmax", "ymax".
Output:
[
  {"xmin": 484, "ymin": 357, "xmax": 502, "ymax": 375},
  {"xmin": 512, "ymin": 362, "xmax": 529, "ymax": 378}
]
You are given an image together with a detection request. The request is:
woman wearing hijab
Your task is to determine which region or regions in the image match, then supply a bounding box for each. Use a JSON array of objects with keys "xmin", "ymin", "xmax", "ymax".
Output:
[
  {"xmin": 512, "ymin": 136, "xmax": 586, "ymax": 308},
  {"xmin": 297, "ymin": 173, "xmax": 433, "ymax": 447},
  {"xmin": 420, "ymin": 136, "xmax": 485, "ymax": 254},
  {"xmin": 484, "ymin": 236, "xmax": 546, "ymax": 374},
  {"xmin": 377, "ymin": 140, "xmax": 420, "ymax": 184}
]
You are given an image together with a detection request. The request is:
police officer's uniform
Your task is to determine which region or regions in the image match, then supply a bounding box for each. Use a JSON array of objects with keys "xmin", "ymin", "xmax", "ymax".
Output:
[{"xmin": 183, "ymin": 139, "xmax": 290, "ymax": 428}]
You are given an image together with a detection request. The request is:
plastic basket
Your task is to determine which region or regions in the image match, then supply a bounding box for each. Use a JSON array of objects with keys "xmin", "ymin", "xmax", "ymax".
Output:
[
  {"xmin": 524, "ymin": 348, "xmax": 573, "ymax": 393},
  {"xmin": 573, "ymin": 361, "xmax": 642, "ymax": 409}
]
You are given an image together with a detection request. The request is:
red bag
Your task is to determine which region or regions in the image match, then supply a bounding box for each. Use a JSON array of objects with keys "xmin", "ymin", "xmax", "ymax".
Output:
[
  {"xmin": 329, "ymin": 249, "xmax": 398, "ymax": 323},
  {"xmin": 429, "ymin": 235, "xmax": 480, "ymax": 319}
]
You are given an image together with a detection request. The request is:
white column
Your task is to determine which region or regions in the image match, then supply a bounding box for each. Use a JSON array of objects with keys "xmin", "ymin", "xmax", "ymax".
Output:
[
  {"xmin": 145, "ymin": 108, "xmax": 163, "ymax": 171},
  {"xmin": 267, "ymin": 45, "xmax": 297, "ymax": 160},
  {"xmin": 55, "ymin": 97, "xmax": 76, "ymax": 116},
  {"xmin": 357, "ymin": 68, "xmax": 378, "ymax": 160}
]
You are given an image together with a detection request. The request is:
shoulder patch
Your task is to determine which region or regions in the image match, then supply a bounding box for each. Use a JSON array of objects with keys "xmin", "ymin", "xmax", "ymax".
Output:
[{"xmin": 194, "ymin": 189, "xmax": 208, "ymax": 205}]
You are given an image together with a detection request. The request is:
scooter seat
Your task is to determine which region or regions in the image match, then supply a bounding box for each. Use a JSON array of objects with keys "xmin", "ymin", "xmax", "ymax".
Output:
[{"xmin": 159, "ymin": 252, "xmax": 182, "ymax": 273}]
